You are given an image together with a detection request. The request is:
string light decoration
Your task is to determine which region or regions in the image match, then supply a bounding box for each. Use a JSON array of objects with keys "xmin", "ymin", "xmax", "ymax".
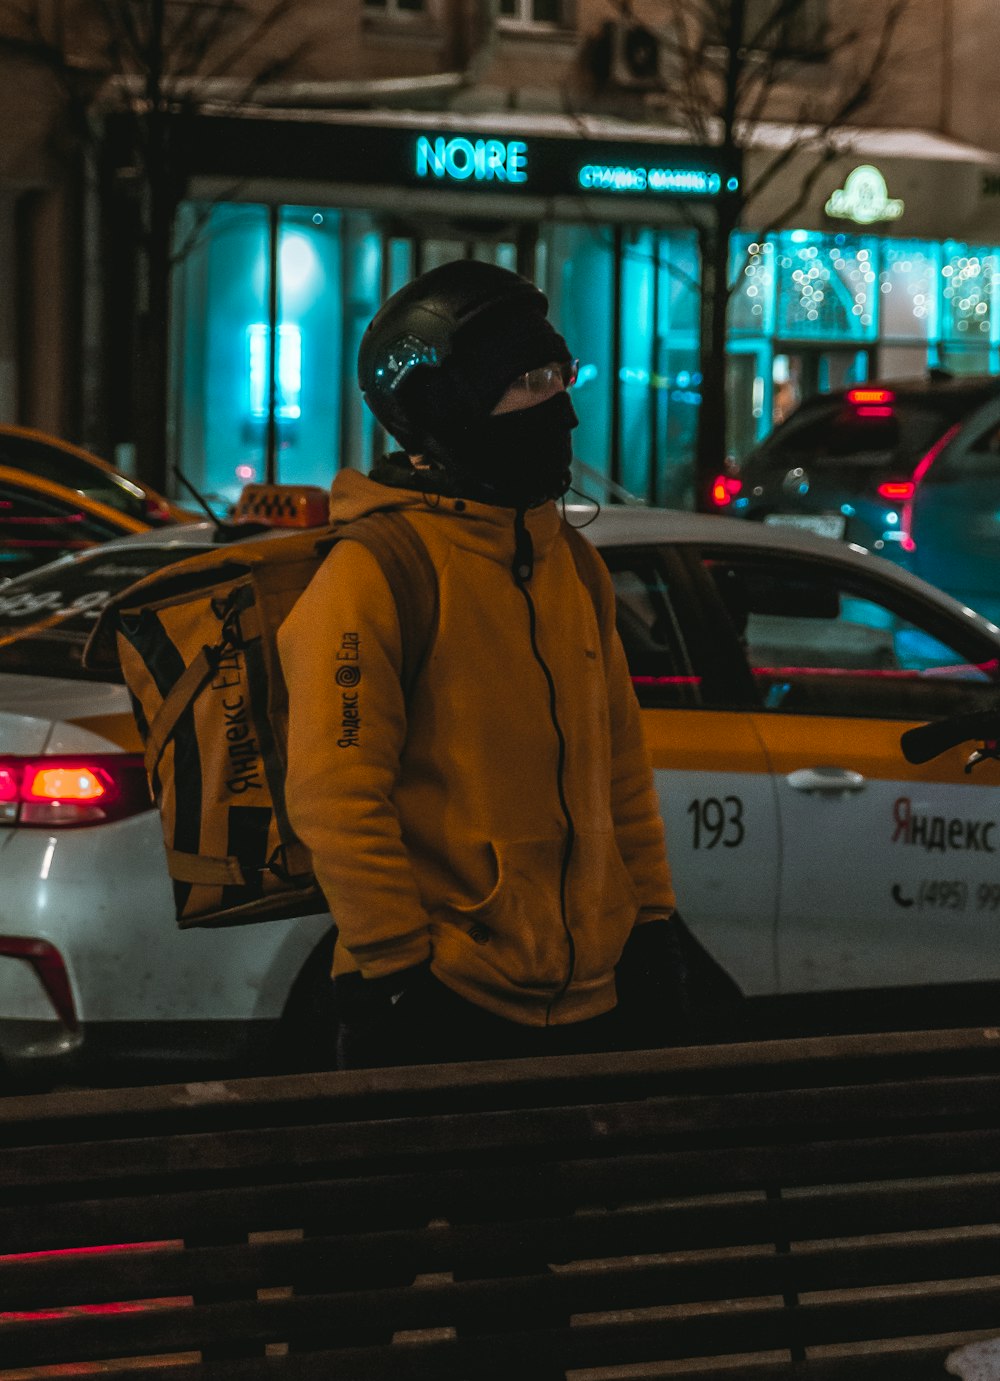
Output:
[{"xmin": 941, "ymin": 247, "xmax": 996, "ymax": 337}]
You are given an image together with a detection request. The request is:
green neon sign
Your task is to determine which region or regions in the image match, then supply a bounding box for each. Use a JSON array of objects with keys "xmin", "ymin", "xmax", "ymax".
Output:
[{"xmin": 825, "ymin": 166, "xmax": 904, "ymax": 225}]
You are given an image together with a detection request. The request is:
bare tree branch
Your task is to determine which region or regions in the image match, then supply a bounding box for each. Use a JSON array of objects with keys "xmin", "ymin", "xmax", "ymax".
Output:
[
  {"xmin": 194, "ymin": 0, "xmax": 297, "ymax": 89},
  {"xmin": 742, "ymin": 0, "xmax": 905, "ymax": 213}
]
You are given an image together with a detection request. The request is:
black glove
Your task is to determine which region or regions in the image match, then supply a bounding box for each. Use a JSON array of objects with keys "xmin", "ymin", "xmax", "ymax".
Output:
[
  {"xmin": 616, "ymin": 915, "xmax": 745, "ymax": 1048},
  {"xmin": 333, "ymin": 961, "xmax": 435, "ymax": 1070}
]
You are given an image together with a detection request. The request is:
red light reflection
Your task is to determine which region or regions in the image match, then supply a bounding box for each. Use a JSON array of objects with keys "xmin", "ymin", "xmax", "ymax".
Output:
[{"xmin": 900, "ymin": 422, "xmax": 962, "ymax": 553}]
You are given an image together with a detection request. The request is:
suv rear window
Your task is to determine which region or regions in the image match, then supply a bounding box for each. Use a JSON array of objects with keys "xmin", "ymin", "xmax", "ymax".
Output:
[
  {"xmin": 746, "ymin": 387, "xmax": 996, "ymax": 476},
  {"xmin": 0, "ymin": 545, "xmax": 204, "ymax": 681}
]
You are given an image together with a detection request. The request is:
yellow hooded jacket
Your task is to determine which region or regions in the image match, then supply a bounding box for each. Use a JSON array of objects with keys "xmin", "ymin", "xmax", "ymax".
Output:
[{"xmin": 277, "ymin": 468, "xmax": 675, "ymax": 1027}]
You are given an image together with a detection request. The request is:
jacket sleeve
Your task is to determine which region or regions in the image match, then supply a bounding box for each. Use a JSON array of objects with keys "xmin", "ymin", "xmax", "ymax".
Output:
[
  {"xmin": 593, "ymin": 557, "xmax": 677, "ymax": 926},
  {"xmin": 276, "ymin": 538, "xmax": 432, "ymax": 978}
]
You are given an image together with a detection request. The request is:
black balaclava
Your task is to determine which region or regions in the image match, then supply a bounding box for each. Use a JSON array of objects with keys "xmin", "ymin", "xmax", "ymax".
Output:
[{"xmin": 397, "ymin": 294, "xmax": 578, "ymax": 509}]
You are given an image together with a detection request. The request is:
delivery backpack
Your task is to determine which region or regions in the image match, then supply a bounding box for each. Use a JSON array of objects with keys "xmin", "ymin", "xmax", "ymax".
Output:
[
  {"xmin": 85, "ymin": 512, "xmax": 437, "ymax": 929},
  {"xmin": 85, "ymin": 509, "xmax": 609, "ymax": 930}
]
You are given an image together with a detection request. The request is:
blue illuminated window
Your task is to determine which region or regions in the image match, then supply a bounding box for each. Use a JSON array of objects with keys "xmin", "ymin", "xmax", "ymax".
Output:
[
  {"xmin": 729, "ymin": 235, "xmax": 775, "ymax": 335},
  {"xmin": 941, "ymin": 242, "xmax": 996, "ymax": 343},
  {"xmin": 878, "ymin": 241, "xmax": 938, "ymax": 340},
  {"xmin": 775, "ymin": 231, "xmax": 878, "ymax": 340},
  {"xmin": 247, "ymin": 324, "xmax": 302, "ymax": 421}
]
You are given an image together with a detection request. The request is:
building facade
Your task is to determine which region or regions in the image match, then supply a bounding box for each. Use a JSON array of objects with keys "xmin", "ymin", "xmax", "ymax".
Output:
[{"xmin": 6, "ymin": 0, "xmax": 1000, "ymax": 505}]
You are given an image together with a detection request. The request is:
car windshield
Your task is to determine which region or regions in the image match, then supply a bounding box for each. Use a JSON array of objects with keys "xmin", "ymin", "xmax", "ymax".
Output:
[
  {"xmin": 0, "ymin": 433, "xmax": 156, "ymax": 521},
  {"xmin": 0, "ymin": 545, "xmax": 205, "ymax": 682},
  {"xmin": 746, "ymin": 387, "xmax": 996, "ymax": 476}
]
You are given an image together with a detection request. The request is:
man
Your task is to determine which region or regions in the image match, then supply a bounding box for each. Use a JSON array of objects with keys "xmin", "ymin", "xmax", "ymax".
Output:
[{"xmin": 278, "ymin": 258, "xmax": 683, "ymax": 1070}]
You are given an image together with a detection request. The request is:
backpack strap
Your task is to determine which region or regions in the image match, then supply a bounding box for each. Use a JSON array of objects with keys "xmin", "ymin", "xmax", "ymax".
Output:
[
  {"xmin": 320, "ymin": 511, "xmax": 438, "ymax": 700},
  {"xmin": 561, "ymin": 521, "xmax": 614, "ymax": 633}
]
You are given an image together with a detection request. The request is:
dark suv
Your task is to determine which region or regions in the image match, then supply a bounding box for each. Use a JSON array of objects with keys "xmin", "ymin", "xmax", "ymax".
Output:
[{"xmin": 728, "ymin": 374, "xmax": 1000, "ymax": 622}]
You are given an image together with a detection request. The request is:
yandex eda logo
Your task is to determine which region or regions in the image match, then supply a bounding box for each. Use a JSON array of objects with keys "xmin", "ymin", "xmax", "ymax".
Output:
[{"xmin": 415, "ymin": 134, "xmax": 528, "ymax": 184}]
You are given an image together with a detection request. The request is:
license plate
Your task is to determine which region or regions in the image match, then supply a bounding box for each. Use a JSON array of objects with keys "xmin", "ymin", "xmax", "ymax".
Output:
[{"xmin": 764, "ymin": 513, "xmax": 846, "ymax": 541}]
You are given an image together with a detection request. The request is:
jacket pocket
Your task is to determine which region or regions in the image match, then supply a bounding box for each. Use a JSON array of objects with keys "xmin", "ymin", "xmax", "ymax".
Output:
[
  {"xmin": 441, "ymin": 837, "xmax": 571, "ymax": 990},
  {"xmin": 566, "ymin": 831, "xmax": 640, "ymax": 985}
]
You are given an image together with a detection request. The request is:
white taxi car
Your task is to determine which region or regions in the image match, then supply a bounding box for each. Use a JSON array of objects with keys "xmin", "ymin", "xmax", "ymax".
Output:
[{"xmin": 2, "ymin": 500, "xmax": 1000, "ymax": 1083}]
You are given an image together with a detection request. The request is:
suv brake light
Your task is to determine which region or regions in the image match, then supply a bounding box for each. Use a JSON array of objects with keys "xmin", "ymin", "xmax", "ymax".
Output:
[
  {"xmin": 877, "ymin": 480, "xmax": 915, "ymax": 501},
  {"xmin": 0, "ymin": 755, "xmax": 152, "ymax": 826},
  {"xmin": 710, "ymin": 474, "xmax": 742, "ymax": 507},
  {"xmin": 847, "ymin": 387, "xmax": 895, "ymax": 405}
]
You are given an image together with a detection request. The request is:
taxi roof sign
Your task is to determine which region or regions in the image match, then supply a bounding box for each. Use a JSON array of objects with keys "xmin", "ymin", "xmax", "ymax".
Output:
[{"xmin": 232, "ymin": 483, "xmax": 330, "ymax": 529}]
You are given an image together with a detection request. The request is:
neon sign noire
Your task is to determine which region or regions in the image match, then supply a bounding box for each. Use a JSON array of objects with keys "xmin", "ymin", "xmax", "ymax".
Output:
[{"xmin": 185, "ymin": 116, "xmax": 736, "ymax": 202}]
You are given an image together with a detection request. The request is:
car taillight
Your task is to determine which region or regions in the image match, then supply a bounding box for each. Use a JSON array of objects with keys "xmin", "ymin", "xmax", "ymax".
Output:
[
  {"xmin": 0, "ymin": 754, "xmax": 152, "ymax": 826},
  {"xmin": 710, "ymin": 474, "xmax": 742, "ymax": 507},
  {"xmin": 142, "ymin": 497, "xmax": 175, "ymax": 524},
  {"xmin": 877, "ymin": 480, "xmax": 916, "ymax": 501},
  {"xmin": 847, "ymin": 387, "xmax": 895, "ymax": 405}
]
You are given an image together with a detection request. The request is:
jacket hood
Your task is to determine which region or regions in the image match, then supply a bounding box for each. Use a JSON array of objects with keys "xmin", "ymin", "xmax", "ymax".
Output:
[{"xmin": 327, "ymin": 466, "xmax": 564, "ymax": 566}]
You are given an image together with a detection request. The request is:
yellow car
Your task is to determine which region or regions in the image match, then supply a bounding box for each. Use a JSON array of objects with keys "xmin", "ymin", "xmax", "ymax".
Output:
[
  {"xmin": 0, "ymin": 465, "xmax": 153, "ymax": 582},
  {"xmin": 0, "ymin": 425, "xmax": 195, "ymax": 529},
  {"xmin": 1, "ymin": 496, "xmax": 999, "ymax": 1083}
]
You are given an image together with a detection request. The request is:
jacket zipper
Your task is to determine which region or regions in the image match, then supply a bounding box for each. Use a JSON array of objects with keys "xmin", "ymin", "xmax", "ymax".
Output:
[{"xmin": 512, "ymin": 509, "xmax": 576, "ymax": 1024}]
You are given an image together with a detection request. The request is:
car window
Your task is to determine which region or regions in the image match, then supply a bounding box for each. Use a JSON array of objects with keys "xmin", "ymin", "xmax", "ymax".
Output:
[
  {"xmin": 928, "ymin": 409, "xmax": 1000, "ymax": 480},
  {"xmin": 0, "ymin": 481, "xmax": 126, "ymax": 581},
  {"xmin": 698, "ymin": 550, "xmax": 1000, "ymax": 720},
  {"xmin": 746, "ymin": 391, "xmax": 993, "ymax": 477},
  {"xmin": 0, "ymin": 545, "xmax": 205, "ymax": 681},
  {"xmin": 601, "ymin": 547, "xmax": 703, "ymax": 708},
  {"xmin": 0, "ymin": 433, "xmax": 150, "ymax": 521}
]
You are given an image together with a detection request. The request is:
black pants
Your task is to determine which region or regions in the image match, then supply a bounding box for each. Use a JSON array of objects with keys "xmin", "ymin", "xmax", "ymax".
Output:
[
  {"xmin": 334, "ymin": 966, "xmax": 631, "ymax": 1071},
  {"xmin": 334, "ymin": 971, "xmax": 600, "ymax": 1378}
]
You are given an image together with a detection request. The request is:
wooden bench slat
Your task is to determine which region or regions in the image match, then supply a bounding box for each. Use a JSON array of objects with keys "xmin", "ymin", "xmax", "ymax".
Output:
[
  {"xmin": 3, "ymin": 1072, "xmax": 999, "ymax": 1191},
  {"xmin": 2, "ymin": 1030, "xmax": 998, "ymax": 1380},
  {"xmin": 5, "ymin": 1236, "xmax": 1000, "ymax": 1367},
  {"xmin": 4, "ymin": 1212, "xmax": 1000, "ymax": 1315},
  {"xmin": 5, "ymin": 1124, "xmax": 1000, "ymax": 1256},
  {"xmin": 9, "ymin": 1287, "xmax": 1000, "ymax": 1379},
  {"xmin": 2, "ymin": 1027, "xmax": 997, "ymax": 1144}
]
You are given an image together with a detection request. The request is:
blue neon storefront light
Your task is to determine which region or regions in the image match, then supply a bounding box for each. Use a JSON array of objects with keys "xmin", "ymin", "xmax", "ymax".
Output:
[
  {"xmin": 247, "ymin": 323, "xmax": 302, "ymax": 420},
  {"xmin": 578, "ymin": 164, "xmax": 728, "ymax": 195},
  {"xmin": 412, "ymin": 132, "xmax": 731, "ymax": 198},
  {"xmin": 415, "ymin": 135, "xmax": 528, "ymax": 184}
]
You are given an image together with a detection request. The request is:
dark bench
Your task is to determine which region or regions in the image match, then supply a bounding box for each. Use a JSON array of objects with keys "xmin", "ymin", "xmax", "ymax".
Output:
[{"xmin": 1, "ymin": 1027, "xmax": 1000, "ymax": 1379}]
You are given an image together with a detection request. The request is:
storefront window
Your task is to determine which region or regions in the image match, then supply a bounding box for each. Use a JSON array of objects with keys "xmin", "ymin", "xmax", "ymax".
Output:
[
  {"xmin": 936, "ymin": 241, "xmax": 1000, "ymax": 375},
  {"xmin": 543, "ymin": 223, "xmax": 616, "ymax": 501},
  {"xmin": 171, "ymin": 203, "xmax": 271, "ymax": 510},
  {"xmin": 941, "ymin": 242, "xmax": 997, "ymax": 344},
  {"xmin": 171, "ymin": 203, "xmax": 384, "ymax": 507},
  {"xmin": 729, "ymin": 235, "xmax": 775, "ymax": 336},
  {"xmin": 775, "ymin": 231, "xmax": 878, "ymax": 341},
  {"xmin": 618, "ymin": 229, "xmax": 700, "ymax": 506},
  {"xmin": 541, "ymin": 224, "xmax": 699, "ymax": 506},
  {"xmin": 878, "ymin": 240, "xmax": 937, "ymax": 340},
  {"xmin": 267, "ymin": 207, "xmax": 344, "ymax": 491}
]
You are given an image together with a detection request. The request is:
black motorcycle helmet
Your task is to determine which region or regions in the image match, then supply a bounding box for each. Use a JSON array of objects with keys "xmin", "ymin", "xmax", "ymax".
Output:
[{"xmin": 357, "ymin": 259, "xmax": 572, "ymax": 454}]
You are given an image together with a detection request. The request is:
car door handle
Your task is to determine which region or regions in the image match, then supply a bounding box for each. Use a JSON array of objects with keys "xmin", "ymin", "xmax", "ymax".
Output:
[{"xmin": 786, "ymin": 767, "xmax": 866, "ymax": 793}]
